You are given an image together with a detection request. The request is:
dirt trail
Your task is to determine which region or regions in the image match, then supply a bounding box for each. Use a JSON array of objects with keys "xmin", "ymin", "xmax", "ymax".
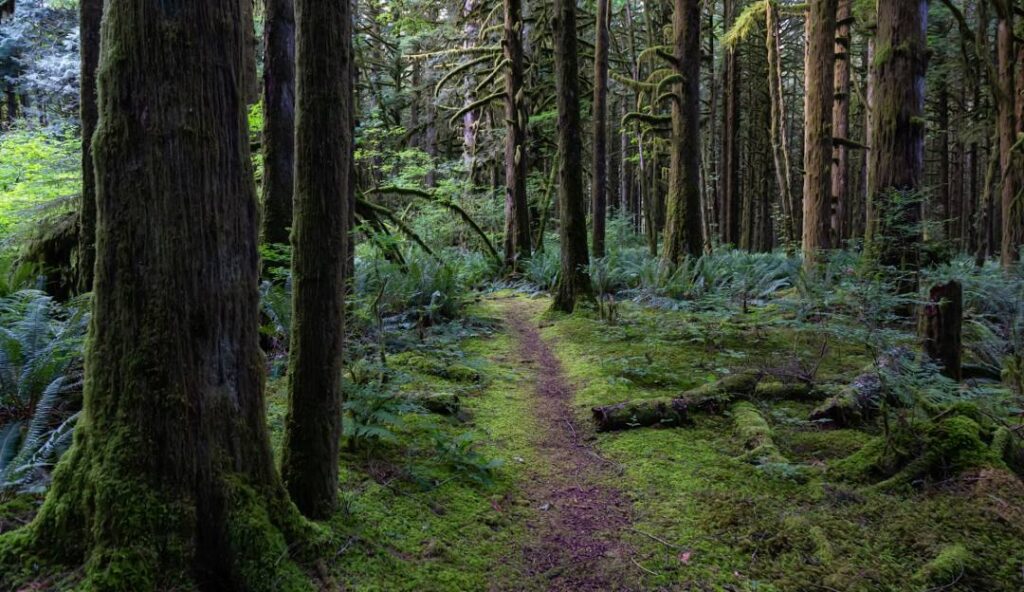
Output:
[{"xmin": 500, "ymin": 298, "xmax": 635, "ymax": 592}]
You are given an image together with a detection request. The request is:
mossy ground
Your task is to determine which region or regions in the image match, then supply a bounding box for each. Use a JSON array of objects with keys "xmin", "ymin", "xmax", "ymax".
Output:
[
  {"xmin": 2, "ymin": 291, "xmax": 1022, "ymax": 591},
  {"xmin": 545, "ymin": 294, "xmax": 1024, "ymax": 591}
]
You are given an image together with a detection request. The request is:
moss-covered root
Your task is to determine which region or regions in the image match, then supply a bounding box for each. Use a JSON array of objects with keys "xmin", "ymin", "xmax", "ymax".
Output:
[
  {"xmin": 913, "ymin": 544, "xmax": 974, "ymax": 587},
  {"xmin": 592, "ymin": 397, "xmax": 689, "ymax": 432},
  {"xmin": 834, "ymin": 415, "xmax": 1004, "ymax": 490},
  {"xmin": 0, "ymin": 450, "xmax": 323, "ymax": 592},
  {"xmin": 731, "ymin": 401, "xmax": 787, "ymax": 465}
]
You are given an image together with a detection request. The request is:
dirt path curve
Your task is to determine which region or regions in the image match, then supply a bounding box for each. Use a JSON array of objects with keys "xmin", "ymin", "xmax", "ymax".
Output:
[{"xmin": 499, "ymin": 297, "xmax": 635, "ymax": 592}]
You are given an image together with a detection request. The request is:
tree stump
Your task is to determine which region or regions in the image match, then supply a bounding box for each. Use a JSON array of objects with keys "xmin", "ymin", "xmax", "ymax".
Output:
[{"xmin": 920, "ymin": 280, "xmax": 963, "ymax": 381}]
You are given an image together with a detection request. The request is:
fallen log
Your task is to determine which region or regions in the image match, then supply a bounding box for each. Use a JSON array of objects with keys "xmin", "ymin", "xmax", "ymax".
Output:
[
  {"xmin": 592, "ymin": 397, "xmax": 689, "ymax": 432},
  {"xmin": 592, "ymin": 373, "xmax": 816, "ymax": 432},
  {"xmin": 732, "ymin": 401, "xmax": 787, "ymax": 465}
]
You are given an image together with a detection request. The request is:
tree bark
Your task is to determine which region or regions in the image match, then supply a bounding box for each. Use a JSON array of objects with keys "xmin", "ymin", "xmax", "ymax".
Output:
[
  {"xmin": 996, "ymin": 2, "xmax": 1021, "ymax": 268},
  {"xmin": 831, "ymin": 0, "xmax": 851, "ymax": 245},
  {"xmin": 75, "ymin": 0, "xmax": 102, "ymax": 294},
  {"xmin": 260, "ymin": 0, "xmax": 296, "ymax": 253},
  {"xmin": 591, "ymin": 0, "xmax": 610, "ymax": 258},
  {"xmin": 720, "ymin": 0, "xmax": 740, "ymax": 247},
  {"xmin": 551, "ymin": 0, "xmax": 592, "ymax": 312},
  {"xmin": 766, "ymin": 1, "xmax": 796, "ymax": 246},
  {"xmin": 865, "ymin": 0, "xmax": 928, "ymax": 277},
  {"xmin": 802, "ymin": 0, "xmax": 838, "ymax": 268},
  {"xmin": 662, "ymin": 0, "xmax": 703, "ymax": 264},
  {"xmin": 0, "ymin": 0, "xmax": 311, "ymax": 588},
  {"xmin": 503, "ymin": 0, "xmax": 531, "ymax": 269},
  {"xmin": 282, "ymin": 0, "xmax": 352, "ymax": 520}
]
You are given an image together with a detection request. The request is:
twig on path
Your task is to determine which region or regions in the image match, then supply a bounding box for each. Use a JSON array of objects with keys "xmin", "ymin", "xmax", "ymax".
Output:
[
  {"xmin": 631, "ymin": 557, "xmax": 660, "ymax": 577},
  {"xmin": 563, "ymin": 418, "xmax": 578, "ymax": 440},
  {"xmin": 632, "ymin": 528, "xmax": 680, "ymax": 550}
]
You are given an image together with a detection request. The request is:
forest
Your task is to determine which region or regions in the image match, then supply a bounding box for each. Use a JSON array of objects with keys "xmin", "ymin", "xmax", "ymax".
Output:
[{"xmin": 0, "ymin": 0, "xmax": 1022, "ymax": 590}]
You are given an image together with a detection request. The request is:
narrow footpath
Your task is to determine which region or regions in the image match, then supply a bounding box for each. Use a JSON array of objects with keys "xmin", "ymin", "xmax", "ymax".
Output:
[{"xmin": 499, "ymin": 298, "xmax": 635, "ymax": 591}]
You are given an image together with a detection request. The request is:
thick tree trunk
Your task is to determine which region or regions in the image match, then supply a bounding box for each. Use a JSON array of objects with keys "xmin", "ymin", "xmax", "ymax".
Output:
[
  {"xmin": 503, "ymin": 0, "xmax": 531, "ymax": 269},
  {"xmin": 283, "ymin": 0, "xmax": 352, "ymax": 520},
  {"xmin": 865, "ymin": 0, "xmax": 928, "ymax": 277},
  {"xmin": 551, "ymin": 0, "xmax": 592, "ymax": 312},
  {"xmin": 260, "ymin": 0, "xmax": 296, "ymax": 253},
  {"xmin": 75, "ymin": 0, "xmax": 101, "ymax": 294},
  {"xmin": 919, "ymin": 280, "xmax": 963, "ymax": 381},
  {"xmin": 0, "ymin": 1, "xmax": 311, "ymax": 588},
  {"xmin": 591, "ymin": 0, "xmax": 610, "ymax": 258},
  {"xmin": 662, "ymin": 0, "xmax": 703, "ymax": 264},
  {"xmin": 996, "ymin": 3, "xmax": 1021, "ymax": 268},
  {"xmin": 831, "ymin": 0, "xmax": 851, "ymax": 244},
  {"xmin": 720, "ymin": 0, "xmax": 740, "ymax": 246},
  {"xmin": 802, "ymin": 0, "xmax": 838, "ymax": 268}
]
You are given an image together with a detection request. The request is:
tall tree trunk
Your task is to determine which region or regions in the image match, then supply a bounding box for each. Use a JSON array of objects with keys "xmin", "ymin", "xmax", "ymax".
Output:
[
  {"xmin": 76, "ymin": 0, "xmax": 102, "ymax": 294},
  {"xmin": 802, "ymin": 0, "xmax": 838, "ymax": 268},
  {"xmin": 831, "ymin": 0, "xmax": 851, "ymax": 245},
  {"xmin": 866, "ymin": 0, "xmax": 928, "ymax": 276},
  {"xmin": 283, "ymin": 0, "xmax": 352, "ymax": 519},
  {"xmin": 551, "ymin": 0, "xmax": 592, "ymax": 312},
  {"xmin": 0, "ymin": 1, "xmax": 312, "ymax": 588},
  {"xmin": 937, "ymin": 78, "xmax": 951, "ymax": 241},
  {"xmin": 503, "ymin": 0, "xmax": 531, "ymax": 268},
  {"xmin": 720, "ymin": 0, "xmax": 740, "ymax": 246},
  {"xmin": 996, "ymin": 2, "xmax": 1021, "ymax": 268},
  {"xmin": 591, "ymin": 0, "xmax": 610, "ymax": 258},
  {"xmin": 260, "ymin": 0, "xmax": 296, "ymax": 254},
  {"xmin": 663, "ymin": 0, "xmax": 703, "ymax": 264},
  {"xmin": 766, "ymin": 1, "xmax": 796, "ymax": 247}
]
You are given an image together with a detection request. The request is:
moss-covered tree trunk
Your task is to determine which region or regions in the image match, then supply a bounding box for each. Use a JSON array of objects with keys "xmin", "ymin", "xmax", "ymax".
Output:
[
  {"xmin": 995, "ymin": 1, "xmax": 1021, "ymax": 269},
  {"xmin": 801, "ymin": 0, "xmax": 837, "ymax": 269},
  {"xmin": 720, "ymin": 0, "xmax": 740, "ymax": 247},
  {"xmin": 260, "ymin": 0, "xmax": 296, "ymax": 255},
  {"xmin": 865, "ymin": 0, "xmax": 927, "ymax": 275},
  {"xmin": 662, "ymin": 0, "xmax": 703, "ymax": 265},
  {"xmin": 591, "ymin": 0, "xmax": 610, "ymax": 258},
  {"xmin": 503, "ymin": 0, "xmax": 531, "ymax": 269},
  {"xmin": 551, "ymin": 0, "xmax": 592, "ymax": 312},
  {"xmin": 0, "ymin": 1, "xmax": 314, "ymax": 589},
  {"xmin": 766, "ymin": 1, "xmax": 796, "ymax": 247},
  {"xmin": 75, "ymin": 0, "xmax": 101, "ymax": 294},
  {"xmin": 281, "ymin": 0, "xmax": 352, "ymax": 520}
]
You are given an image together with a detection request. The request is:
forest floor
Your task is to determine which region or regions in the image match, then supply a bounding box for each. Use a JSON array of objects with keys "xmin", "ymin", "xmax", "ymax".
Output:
[
  {"xmin": 321, "ymin": 290, "xmax": 1023, "ymax": 592},
  {"xmin": 2, "ymin": 291, "xmax": 1023, "ymax": 591}
]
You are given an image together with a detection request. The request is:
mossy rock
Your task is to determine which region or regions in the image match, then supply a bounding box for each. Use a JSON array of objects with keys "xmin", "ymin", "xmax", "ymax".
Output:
[
  {"xmin": 391, "ymin": 352, "xmax": 449, "ymax": 377},
  {"xmin": 833, "ymin": 415, "xmax": 1003, "ymax": 489},
  {"xmin": 445, "ymin": 363, "xmax": 481, "ymax": 383}
]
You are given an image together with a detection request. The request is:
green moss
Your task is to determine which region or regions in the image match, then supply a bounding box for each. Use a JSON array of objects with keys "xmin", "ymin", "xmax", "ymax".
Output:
[
  {"xmin": 444, "ymin": 363, "xmax": 481, "ymax": 383},
  {"xmin": 913, "ymin": 544, "xmax": 973, "ymax": 586},
  {"xmin": 834, "ymin": 415, "xmax": 1003, "ymax": 490},
  {"xmin": 731, "ymin": 401, "xmax": 787, "ymax": 465},
  {"xmin": 224, "ymin": 479, "xmax": 316, "ymax": 592}
]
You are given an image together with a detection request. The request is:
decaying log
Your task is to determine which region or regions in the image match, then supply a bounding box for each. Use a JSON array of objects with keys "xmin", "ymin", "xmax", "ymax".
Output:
[
  {"xmin": 592, "ymin": 373, "xmax": 817, "ymax": 432},
  {"xmin": 592, "ymin": 397, "xmax": 690, "ymax": 432}
]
